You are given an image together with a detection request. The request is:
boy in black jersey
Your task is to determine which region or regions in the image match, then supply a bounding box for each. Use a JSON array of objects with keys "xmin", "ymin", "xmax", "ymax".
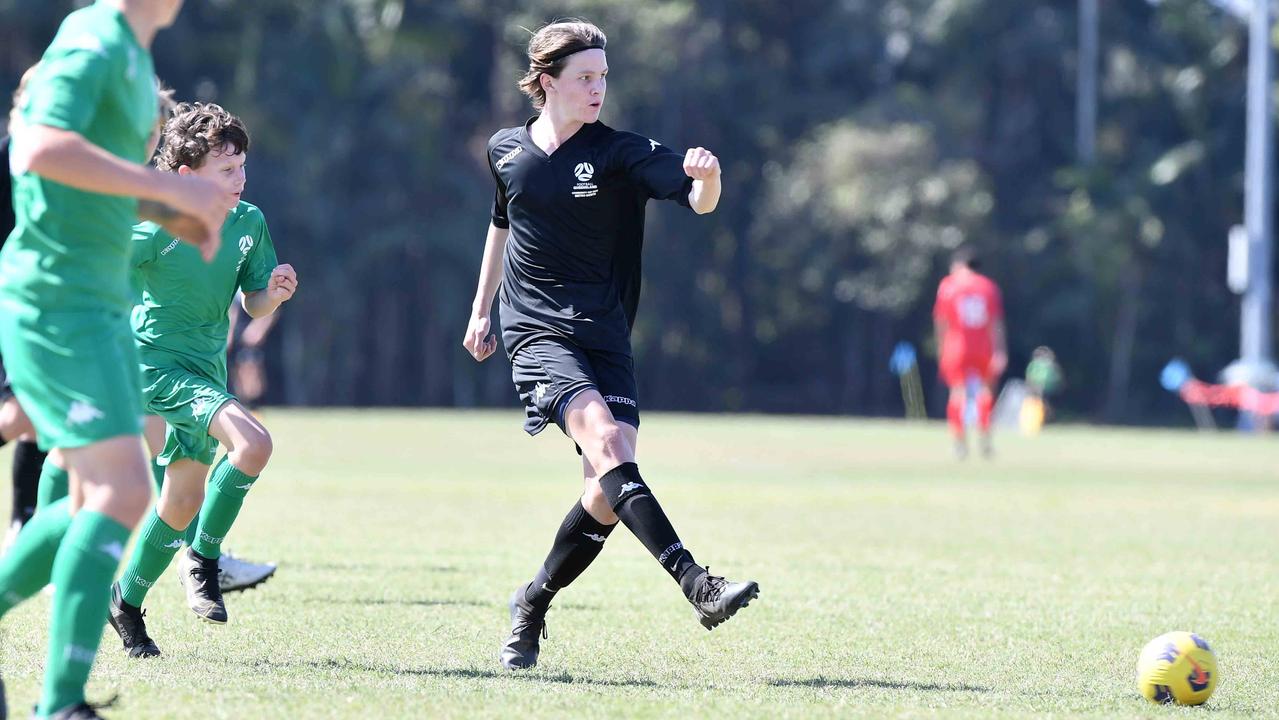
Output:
[{"xmin": 464, "ymin": 19, "xmax": 759, "ymax": 671}]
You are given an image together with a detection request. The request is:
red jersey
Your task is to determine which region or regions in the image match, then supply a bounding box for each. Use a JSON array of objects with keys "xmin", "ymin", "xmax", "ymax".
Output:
[{"xmin": 934, "ymin": 270, "xmax": 1003, "ymax": 359}]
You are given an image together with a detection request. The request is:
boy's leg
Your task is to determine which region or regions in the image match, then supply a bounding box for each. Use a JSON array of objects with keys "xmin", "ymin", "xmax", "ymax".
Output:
[
  {"xmin": 42, "ymin": 436, "xmax": 149, "ymax": 716},
  {"xmin": 177, "ymin": 401, "xmax": 271, "ymax": 623},
  {"xmin": 109, "ymin": 458, "xmax": 208, "ymax": 658}
]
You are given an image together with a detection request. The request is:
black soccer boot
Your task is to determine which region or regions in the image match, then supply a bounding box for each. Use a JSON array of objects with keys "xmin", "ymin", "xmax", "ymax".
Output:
[
  {"xmin": 177, "ymin": 548, "xmax": 227, "ymax": 624},
  {"xmin": 107, "ymin": 583, "xmax": 161, "ymax": 658},
  {"xmin": 499, "ymin": 584, "xmax": 549, "ymax": 670},
  {"xmin": 688, "ymin": 568, "xmax": 760, "ymax": 630},
  {"xmin": 44, "ymin": 701, "xmax": 109, "ymax": 720}
]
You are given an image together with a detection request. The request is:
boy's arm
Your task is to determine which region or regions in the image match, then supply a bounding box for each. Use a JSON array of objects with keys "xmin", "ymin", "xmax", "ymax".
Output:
[
  {"xmin": 19, "ymin": 124, "xmax": 224, "ymax": 258},
  {"xmin": 241, "ymin": 264, "xmax": 297, "ymax": 319}
]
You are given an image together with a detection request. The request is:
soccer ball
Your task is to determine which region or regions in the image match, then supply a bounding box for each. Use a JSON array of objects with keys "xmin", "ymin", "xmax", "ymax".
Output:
[{"xmin": 1136, "ymin": 631, "xmax": 1218, "ymax": 705}]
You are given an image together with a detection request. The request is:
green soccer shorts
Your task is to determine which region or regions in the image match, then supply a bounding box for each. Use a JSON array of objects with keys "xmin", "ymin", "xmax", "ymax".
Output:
[
  {"xmin": 0, "ymin": 308, "xmax": 143, "ymax": 450},
  {"xmin": 142, "ymin": 363, "xmax": 236, "ymax": 466}
]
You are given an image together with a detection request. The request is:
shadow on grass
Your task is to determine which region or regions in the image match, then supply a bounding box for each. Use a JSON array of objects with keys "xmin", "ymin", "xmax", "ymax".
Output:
[
  {"xmin": 296, "ymin": 597, "xmax": 490, "ymax": 609},
  {"xmin": 770, "ymin": 677, "xmax": 990, "ymax": 693},
  {"xmin": 251, "ymin": 657, "xmax": 658, "ymax": 688},
  {"xmin": 296, "ymin": 562, "xmax": 459, "ymax": 573}
]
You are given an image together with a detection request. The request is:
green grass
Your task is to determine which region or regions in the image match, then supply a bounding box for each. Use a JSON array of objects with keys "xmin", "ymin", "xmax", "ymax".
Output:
[{"xmin": 1, "ymin": 410, "xmax": 1276, "ymax": 718}]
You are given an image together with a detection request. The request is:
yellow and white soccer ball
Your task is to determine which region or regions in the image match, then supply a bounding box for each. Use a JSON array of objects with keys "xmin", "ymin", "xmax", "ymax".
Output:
[{"xmin": 1136, "ymin": 631, "xmax": 1218, "ymax": 705}]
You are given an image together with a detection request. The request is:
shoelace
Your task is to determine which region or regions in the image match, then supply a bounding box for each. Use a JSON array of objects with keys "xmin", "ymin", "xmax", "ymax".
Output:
[
  {"xmin": 694, "ymin": 568, "xmax": 729, "ymax": 605},
  {"xmin": 190, "ymin": 562, "xmax": 224, "ymax": 601},
  {"xmin": 122, "ymin": 607, "xmax": 153, "ymax": 645},
  {"xmin": 513, "ymin": 607, "xmax": 549, "ymax": 641}
]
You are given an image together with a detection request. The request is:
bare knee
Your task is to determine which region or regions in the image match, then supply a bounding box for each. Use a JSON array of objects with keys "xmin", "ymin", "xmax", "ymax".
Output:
[
  {"xmin": 158, "ymin": 484, "xmax": 204, "ymax": 528},
  {"xmin": 229, "ymin": 428, "xmax": 272, "ymax": 475},
  {"xmin": 587, "ymin": 422, "xmax": 630, "ymax": 467}
]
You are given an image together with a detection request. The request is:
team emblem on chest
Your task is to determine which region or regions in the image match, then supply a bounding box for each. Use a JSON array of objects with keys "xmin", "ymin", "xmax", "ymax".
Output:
[
  {"xmin": 236, "ymin": 234, "xmax": 253, "ymax": 272},
  {"xmin": 572, "ymin": 161, "xmax": 599, "ymax": 199}
]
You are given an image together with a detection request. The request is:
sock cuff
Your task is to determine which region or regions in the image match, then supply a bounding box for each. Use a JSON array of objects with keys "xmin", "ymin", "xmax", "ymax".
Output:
[
  {"xmin": 597, "ymin": 462, "xmax": 649, "ymax": 511},
  {"xmin": 568, "ymin": 499, "xmax": 618, "ymax": 536},
  {"xmin": 210, "ymin": 457, "xmax": 258, "ymax": 499},
  {"xmin": 61, "ymin": 510, "xmax": 131, "ymax": 567},
  {"xmin": 42, "ymin": 457, "xmax": 69, "ymax": 483},
  {"xmin": 140, "ymin": 509, "xmax": 186, "ymax": 551}
]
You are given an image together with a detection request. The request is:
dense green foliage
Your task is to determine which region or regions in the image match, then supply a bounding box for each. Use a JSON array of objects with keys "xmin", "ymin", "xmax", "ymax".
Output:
[{"xmin": 1, "ymin": 0, "xmax": 1273, "ymax": 423}]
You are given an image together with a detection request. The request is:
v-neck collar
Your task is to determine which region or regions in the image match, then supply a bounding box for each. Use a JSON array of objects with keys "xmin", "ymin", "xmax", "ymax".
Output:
[{"xmin": 521, "ymin": 116, "xmax": 594, "ymax": 161}]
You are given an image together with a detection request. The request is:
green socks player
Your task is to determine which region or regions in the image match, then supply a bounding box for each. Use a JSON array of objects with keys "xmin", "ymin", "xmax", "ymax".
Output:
[{"xmin": 0, "ymin": 496, "xmax": 133, "ymax": 715}]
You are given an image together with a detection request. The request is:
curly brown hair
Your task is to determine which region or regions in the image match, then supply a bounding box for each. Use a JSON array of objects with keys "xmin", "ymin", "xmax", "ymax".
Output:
[
  {"xmin": 518, "ymin": 20, "xmax": 607, "ymax": 111},
  {"xmin": 156, "ymin": 102, "xmax": 249, "ymax": 172}
]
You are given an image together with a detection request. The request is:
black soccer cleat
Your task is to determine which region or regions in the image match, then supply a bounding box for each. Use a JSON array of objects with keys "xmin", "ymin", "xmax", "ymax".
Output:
[
  {"xmin": 499, "ymin": 585, "xmax": 548, "ymax": 670},
  {"xmin": 107, "ymin": 583, "xmax": 161, "ymax": 658},
  {"xmin": 45, "ymin": 702, "xmax": 107, "ymax": 720},
  {"xmin": 177, "ymin": 548, "xmax": 227, "ymax": 624},
  {"xmin": 688, "ymin": 568, "xmax": 760, "ymax": 630}
]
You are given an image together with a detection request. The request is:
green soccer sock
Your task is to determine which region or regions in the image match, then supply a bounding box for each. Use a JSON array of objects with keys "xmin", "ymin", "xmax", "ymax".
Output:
[
  {"xmin": 0, "ymin": 497, "xmax": 72, "ymax": 618},
  {"xmin": 35, "ymin": 457, "xmax": 69, "ymax": 511},
  {"xmin": 191, "ymin": 456, "xmax": 257, "ymax": 559},
  {"xmin": 39, "ymin": 509, "xmax": 131, "ymax": 717},
  {"xmin": 118, "ymin": 509, "xmax": 185, "ymax": 607}
]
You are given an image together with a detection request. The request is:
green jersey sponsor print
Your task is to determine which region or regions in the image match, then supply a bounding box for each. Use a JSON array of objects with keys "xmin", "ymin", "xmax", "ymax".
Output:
[
  {"xmin": 132, "ymin": 201, "xmax": 277, "ymax": 383},
  {"xmin": 0, "ymin": 2, "xmax": 157, "ymax": 315}
]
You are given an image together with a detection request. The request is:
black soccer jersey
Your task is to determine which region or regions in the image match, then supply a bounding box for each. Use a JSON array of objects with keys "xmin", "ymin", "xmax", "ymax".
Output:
[{"xmin": 488, "ymin": 118, "xmax": 694, "ymax": 356}]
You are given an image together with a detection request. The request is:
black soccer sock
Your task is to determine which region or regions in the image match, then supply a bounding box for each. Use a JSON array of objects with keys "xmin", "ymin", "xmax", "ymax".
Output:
[
  {"xmin": 11, "ymin": 440, "xmax": 46, "ymax": 524},
  {"xmin": 597, "ymin": 462, "xmax": 703, "ymax": 594},
  {"xmin": 525, "ymin": 500, "xmax": 617, "ymax": 610}
]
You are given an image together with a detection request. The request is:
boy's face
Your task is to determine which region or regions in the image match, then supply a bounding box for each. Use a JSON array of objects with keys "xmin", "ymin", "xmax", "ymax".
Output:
[
  {"xmin": 547, "ymin": 49, "xmax": 607, "ymax": 124},
  {"xmin": 178, "ymin": 142, "xmax": 247, "ymax": 211}
]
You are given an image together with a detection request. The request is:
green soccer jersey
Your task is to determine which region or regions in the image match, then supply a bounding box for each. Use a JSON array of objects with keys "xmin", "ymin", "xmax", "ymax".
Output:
[
  {"xmin": 132, "ymin": 201, "xmax": 277, "ymax": 383},
  {"xmin": 0, "ymin": 2, "xmax": 157, "ymax": 316}
]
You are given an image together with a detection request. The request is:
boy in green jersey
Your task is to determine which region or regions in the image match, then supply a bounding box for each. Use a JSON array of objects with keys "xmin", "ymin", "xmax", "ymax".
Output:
[
  {"xmin": 0, "ymin": 2, "xmax": 225, "ymax": 718},
  {"xmin": 106, "ymin": 102, "xmax": 297, "ymax": 658}
]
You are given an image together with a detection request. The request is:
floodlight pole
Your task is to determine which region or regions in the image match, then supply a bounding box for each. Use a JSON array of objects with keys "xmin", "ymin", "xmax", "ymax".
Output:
[
  {"xmin": 1226, "ymin": 0, "xmax": 1278, "ymax": 392},
  {"xmin": 1077, "ymin": 0, "xmax": 1099, "ymax": 164}
]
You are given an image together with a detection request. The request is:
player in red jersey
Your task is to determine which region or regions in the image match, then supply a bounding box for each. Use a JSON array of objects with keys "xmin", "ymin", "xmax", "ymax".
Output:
[{"xmin": 933, "ymin": 247, "xmax": 1007, "ymax": 458}]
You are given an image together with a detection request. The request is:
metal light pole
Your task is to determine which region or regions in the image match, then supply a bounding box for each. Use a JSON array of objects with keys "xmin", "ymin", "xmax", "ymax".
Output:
[
  {"xmin": 1224, "ymin": 0, "xmax": 1279, "ymax": 392},
  {"xmin": 1077, "ymin": 0, "xmax": 1099, "ymax": 164}
]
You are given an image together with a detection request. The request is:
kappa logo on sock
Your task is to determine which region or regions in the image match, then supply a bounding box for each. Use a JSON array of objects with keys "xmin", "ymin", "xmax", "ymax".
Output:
[
  {"xmin": 163, "ymin": 539, "xmax": 184, "ymax": 549},
  {"xmin": 98, "ymin": 541, "xmax": 125, "ymax": 561},
  {"xmin": 63, "ymin": 643, "xmax": 97, "ymax": 666},
  {"xmin": 200, "ymin": 531, "xmax": 224, "ymax": 546},
  {"xmin": 618, "ymin": 481, "xmax": 644, "ymax": 497},
  {"xmin": 134, "ymin": 576, "xmax": 155, "ymax": 588},
  {"xmin": 582, "ymin": 532, "xmax": 606, "ymax": 543},
  {"xmin": 235, "ymin": 482, "xmax": 254, "ymax": 490}
]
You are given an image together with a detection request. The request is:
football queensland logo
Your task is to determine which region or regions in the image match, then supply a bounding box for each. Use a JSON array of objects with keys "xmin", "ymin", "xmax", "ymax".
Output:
[
  {"xmin": 572, "ymin": 161, "xmax": 599, "ymax": 199},
  {"xmin": 239, "ymin": 235, "xmax": 254, "ymax": 254}
]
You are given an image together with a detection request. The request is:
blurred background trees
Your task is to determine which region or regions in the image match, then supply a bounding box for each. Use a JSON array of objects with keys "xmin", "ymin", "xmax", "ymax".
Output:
[{"xmin": 1, "ymin": 0, "xmax": 1270, "ymax": 424}]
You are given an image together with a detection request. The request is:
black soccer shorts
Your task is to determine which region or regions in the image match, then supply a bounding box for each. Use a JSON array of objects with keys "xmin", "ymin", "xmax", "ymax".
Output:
[{"xmin": 510, "ymin": 336, "xmax": 639, "ymax": 436}]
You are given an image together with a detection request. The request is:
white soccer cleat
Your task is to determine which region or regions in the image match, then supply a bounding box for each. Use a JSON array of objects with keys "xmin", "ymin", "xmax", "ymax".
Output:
[{"xmin": 218, "ymin": 550, "xmax": 277, "ymax": 593}]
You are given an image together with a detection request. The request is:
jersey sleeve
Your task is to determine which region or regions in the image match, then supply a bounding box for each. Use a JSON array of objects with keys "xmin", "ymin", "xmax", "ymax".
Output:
[
  {"xmin": 21, "ymin": 34, "xmax": 115, "ymax": 135},
  {"xmin": 614, "ymin": 132, "xmax": 693, "ymax": 207},
  {"xmin": 238, "ymin": 213, "xmax": 278, "ymax": 293},
  {"xmin": 488, "ymin": 135, "xmax": 510, "ymax": 229}
]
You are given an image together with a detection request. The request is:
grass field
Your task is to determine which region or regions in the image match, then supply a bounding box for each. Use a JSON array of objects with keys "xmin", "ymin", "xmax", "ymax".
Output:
[{"xmin": 0, "ymin": 410, "xmax": 1276, "ymax": 719}]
